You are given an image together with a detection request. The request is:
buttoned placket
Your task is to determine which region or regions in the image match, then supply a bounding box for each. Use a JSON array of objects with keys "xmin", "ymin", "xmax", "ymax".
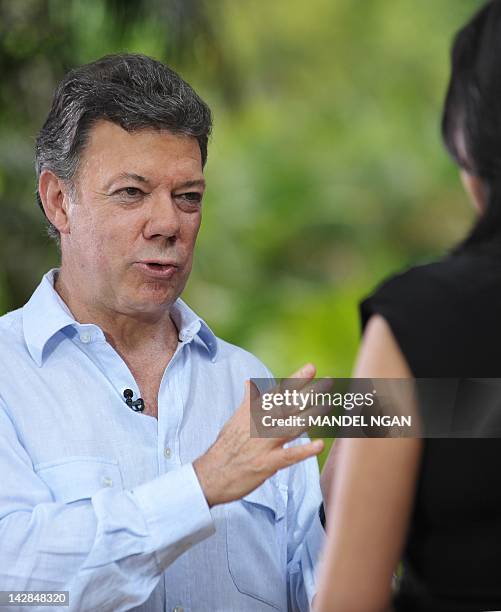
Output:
[
  {"xmin": 157, "ymin": 334, "xmax": 196, "ymax": 612},
  {"xmin": 156, "ymin": 336, "xmax": 190, "ymax": 469}
]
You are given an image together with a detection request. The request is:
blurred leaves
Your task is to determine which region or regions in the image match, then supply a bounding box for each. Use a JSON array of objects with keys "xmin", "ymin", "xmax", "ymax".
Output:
[{"xmin": 0, "ymin": 0, "xmax": 479, "ymax": 378}]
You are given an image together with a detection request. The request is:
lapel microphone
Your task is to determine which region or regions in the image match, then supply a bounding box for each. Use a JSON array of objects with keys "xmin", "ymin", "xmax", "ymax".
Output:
[{"xmin": 123, "ymin": 388, "xmax": 145, "ymax": 412}]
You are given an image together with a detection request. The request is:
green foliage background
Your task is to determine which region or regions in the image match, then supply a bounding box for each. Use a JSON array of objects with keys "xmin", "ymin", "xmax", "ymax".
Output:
[{"xmin": 0, "ymin": 1, "xmax": 481, "ymax": 457}]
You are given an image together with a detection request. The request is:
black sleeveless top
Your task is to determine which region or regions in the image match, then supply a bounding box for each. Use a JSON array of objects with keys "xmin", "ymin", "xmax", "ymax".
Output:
[{"xmin": 360, "ymin": 250, "xmax": 501, "ymax": 612}]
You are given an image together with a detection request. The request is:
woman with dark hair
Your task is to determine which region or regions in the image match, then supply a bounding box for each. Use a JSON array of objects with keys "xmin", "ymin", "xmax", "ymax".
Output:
[{"xmin": 315, "ymin": 2, "xmax": 501, "ymax": 611}]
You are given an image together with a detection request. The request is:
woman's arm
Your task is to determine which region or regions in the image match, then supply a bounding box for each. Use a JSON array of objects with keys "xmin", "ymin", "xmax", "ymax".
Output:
[{"xmin": 315, "ymin": 315, "xmax": 422, "ymax": 612}]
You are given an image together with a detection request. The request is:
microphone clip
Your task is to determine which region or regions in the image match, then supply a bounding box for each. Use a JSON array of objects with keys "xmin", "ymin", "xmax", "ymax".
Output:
[{"xmin": 123, "ymin": 388, "xmax": 145, "ymax": 412}]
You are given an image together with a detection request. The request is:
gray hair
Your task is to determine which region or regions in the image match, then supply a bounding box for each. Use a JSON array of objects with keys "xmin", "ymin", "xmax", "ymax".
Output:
[{"xmin": 35, "ymin": 53, "xmax": 212, "ymax": 241}]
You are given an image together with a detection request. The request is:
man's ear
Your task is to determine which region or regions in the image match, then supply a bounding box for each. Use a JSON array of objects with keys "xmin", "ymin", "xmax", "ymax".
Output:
[{"xmin": 38, "ymin": 170, "xmax": 71, "ymax": 234}]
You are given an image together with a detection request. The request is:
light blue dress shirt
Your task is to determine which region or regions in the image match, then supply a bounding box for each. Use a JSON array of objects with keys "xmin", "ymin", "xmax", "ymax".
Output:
[{"xmin": 0, "ymin": 269, "xmax": 324, "ymax": 611}]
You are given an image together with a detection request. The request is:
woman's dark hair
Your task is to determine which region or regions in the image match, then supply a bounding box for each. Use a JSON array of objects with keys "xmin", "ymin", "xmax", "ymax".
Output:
[
  {"xmin": 442, "ymin": 0, "xmax": 501, "ymax": 254},
  {"xmin": 36, "ymin": 53, "xmax": 212, "ymax": 241}
]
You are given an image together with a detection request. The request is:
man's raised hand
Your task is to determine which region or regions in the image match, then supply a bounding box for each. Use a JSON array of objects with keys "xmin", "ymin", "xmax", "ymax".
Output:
[{"xmin": 193, "ymin": 363, "xmax": 325, "ymax": 507}]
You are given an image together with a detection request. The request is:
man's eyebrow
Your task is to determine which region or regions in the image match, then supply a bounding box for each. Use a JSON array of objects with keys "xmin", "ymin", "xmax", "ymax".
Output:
[
  {"xmin": 175, "ymin": 179, "xmax": 206, "ymax": 190},
  {"xmin": 105, "ymin": 173, "xmax": 150, "ymax": 189},
  {"xmin": 104, "ymin": 175, "xmax": 206, "ymax": 191}
]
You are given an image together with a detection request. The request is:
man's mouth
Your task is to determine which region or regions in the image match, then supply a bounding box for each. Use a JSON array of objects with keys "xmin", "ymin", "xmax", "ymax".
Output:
[{"xmin": 135, "ymin": 261, "xmax": 179, "ymax": 278}]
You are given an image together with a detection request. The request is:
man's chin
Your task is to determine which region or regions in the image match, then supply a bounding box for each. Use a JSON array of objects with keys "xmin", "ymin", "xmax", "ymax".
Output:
[
  {"xmin": 128, "ymin": 281, "xmax": 184, "ymax": 311},
  {"xmin": 121, "ymin": 267, "xmax": 189, "ymax": 312},
  {"xmin": 111, "ymin": 290, "xmax": 166, "ymax": 316}
]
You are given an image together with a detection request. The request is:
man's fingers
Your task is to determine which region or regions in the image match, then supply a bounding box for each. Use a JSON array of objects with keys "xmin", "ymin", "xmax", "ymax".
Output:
[
  {"xmin": 289, "ymin": 363, "xmax": 317, "ymax": 378},
  {"xmin": 285, "ymin": 377, "xmax": 335, "ymax": 418},
  {"xmin": 253, "ymin": 377, "xmax": 335, "ymax": 442},
  {"xmin": 270, "ymin": 439, "xmax": 324, "ymax": 469},
  {"xmin": 277, "ymin": 363, "xmax": 316, "ymax": 393},
  {"xmin": 289, "ymin": 363, "xmax": 316, "ymax": 380}
]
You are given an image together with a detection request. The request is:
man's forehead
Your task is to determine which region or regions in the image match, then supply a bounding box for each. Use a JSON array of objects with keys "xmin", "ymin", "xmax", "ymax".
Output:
[
  {"xmin": 79, "ymin": 120, "xmax": 204, "ymax": 180},
  {"xmin": 84, "ymin": 120, "xmax": 201, "ymax": 153}
]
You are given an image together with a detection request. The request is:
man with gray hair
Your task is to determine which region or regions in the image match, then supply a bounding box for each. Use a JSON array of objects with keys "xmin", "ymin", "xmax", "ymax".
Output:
[{"xmin": 0, "ymin": 54, "xmax": 326, "ymax": 611}]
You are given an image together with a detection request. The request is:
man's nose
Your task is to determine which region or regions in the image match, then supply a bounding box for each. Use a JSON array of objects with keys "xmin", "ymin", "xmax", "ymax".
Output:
[{"xmin": 142, "ymin": 192, "xmax": 181, "ymax": 241}]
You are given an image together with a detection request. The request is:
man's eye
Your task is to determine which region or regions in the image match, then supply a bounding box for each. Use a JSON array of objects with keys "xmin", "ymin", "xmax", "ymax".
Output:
[
  {"xmin": 177, "ymin": 192, "xmax": 202, "ymax": 205},
  {"xmin": 115, "ymin": 187, "xmax": 144, "ymax": 198}
]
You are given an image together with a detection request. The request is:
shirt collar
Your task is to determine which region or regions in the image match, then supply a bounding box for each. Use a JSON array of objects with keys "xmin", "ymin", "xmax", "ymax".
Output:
[
  {"xmin": 169, "ymin": 297, "xmax": 219, "ymax": 361},
  {"xmin": 22, "ymin": 268, "xmax": 218, "ymax": 366}
]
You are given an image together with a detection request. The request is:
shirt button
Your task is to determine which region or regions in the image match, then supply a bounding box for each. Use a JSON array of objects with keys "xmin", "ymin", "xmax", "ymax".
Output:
[
  {"xmin": 101, "ymin": 476, "xmax": 113, "ymax": 487},
  {"xmin": 80, "ymin": 332, "xmax": 91, "ymax": 343},
  {"xmin": 173, "ymin": 607, "xmax": 184, "ymax": 612},
  {"xmin": 164, "ymin": 447, "xmax": 172, "ymax": 459}
]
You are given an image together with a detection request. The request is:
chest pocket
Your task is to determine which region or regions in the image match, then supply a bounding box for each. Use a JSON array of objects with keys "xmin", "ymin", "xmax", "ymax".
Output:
[
  {"xmin": 35, "ymin": 456, "xmax": 123, "ymax": 504},
  {"xmin": 226, "ymin": 478, "xmax": 288, "ymax": 610}
]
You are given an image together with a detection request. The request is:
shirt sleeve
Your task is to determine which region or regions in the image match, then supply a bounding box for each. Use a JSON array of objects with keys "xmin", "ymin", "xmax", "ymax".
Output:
[
  {"xmin": 285, "ymin": 441, "xmax": 326, "ymax": 611},
  {"xmin": 0, "ymin": 400, "xmax": 215, "ymax": 611}
]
